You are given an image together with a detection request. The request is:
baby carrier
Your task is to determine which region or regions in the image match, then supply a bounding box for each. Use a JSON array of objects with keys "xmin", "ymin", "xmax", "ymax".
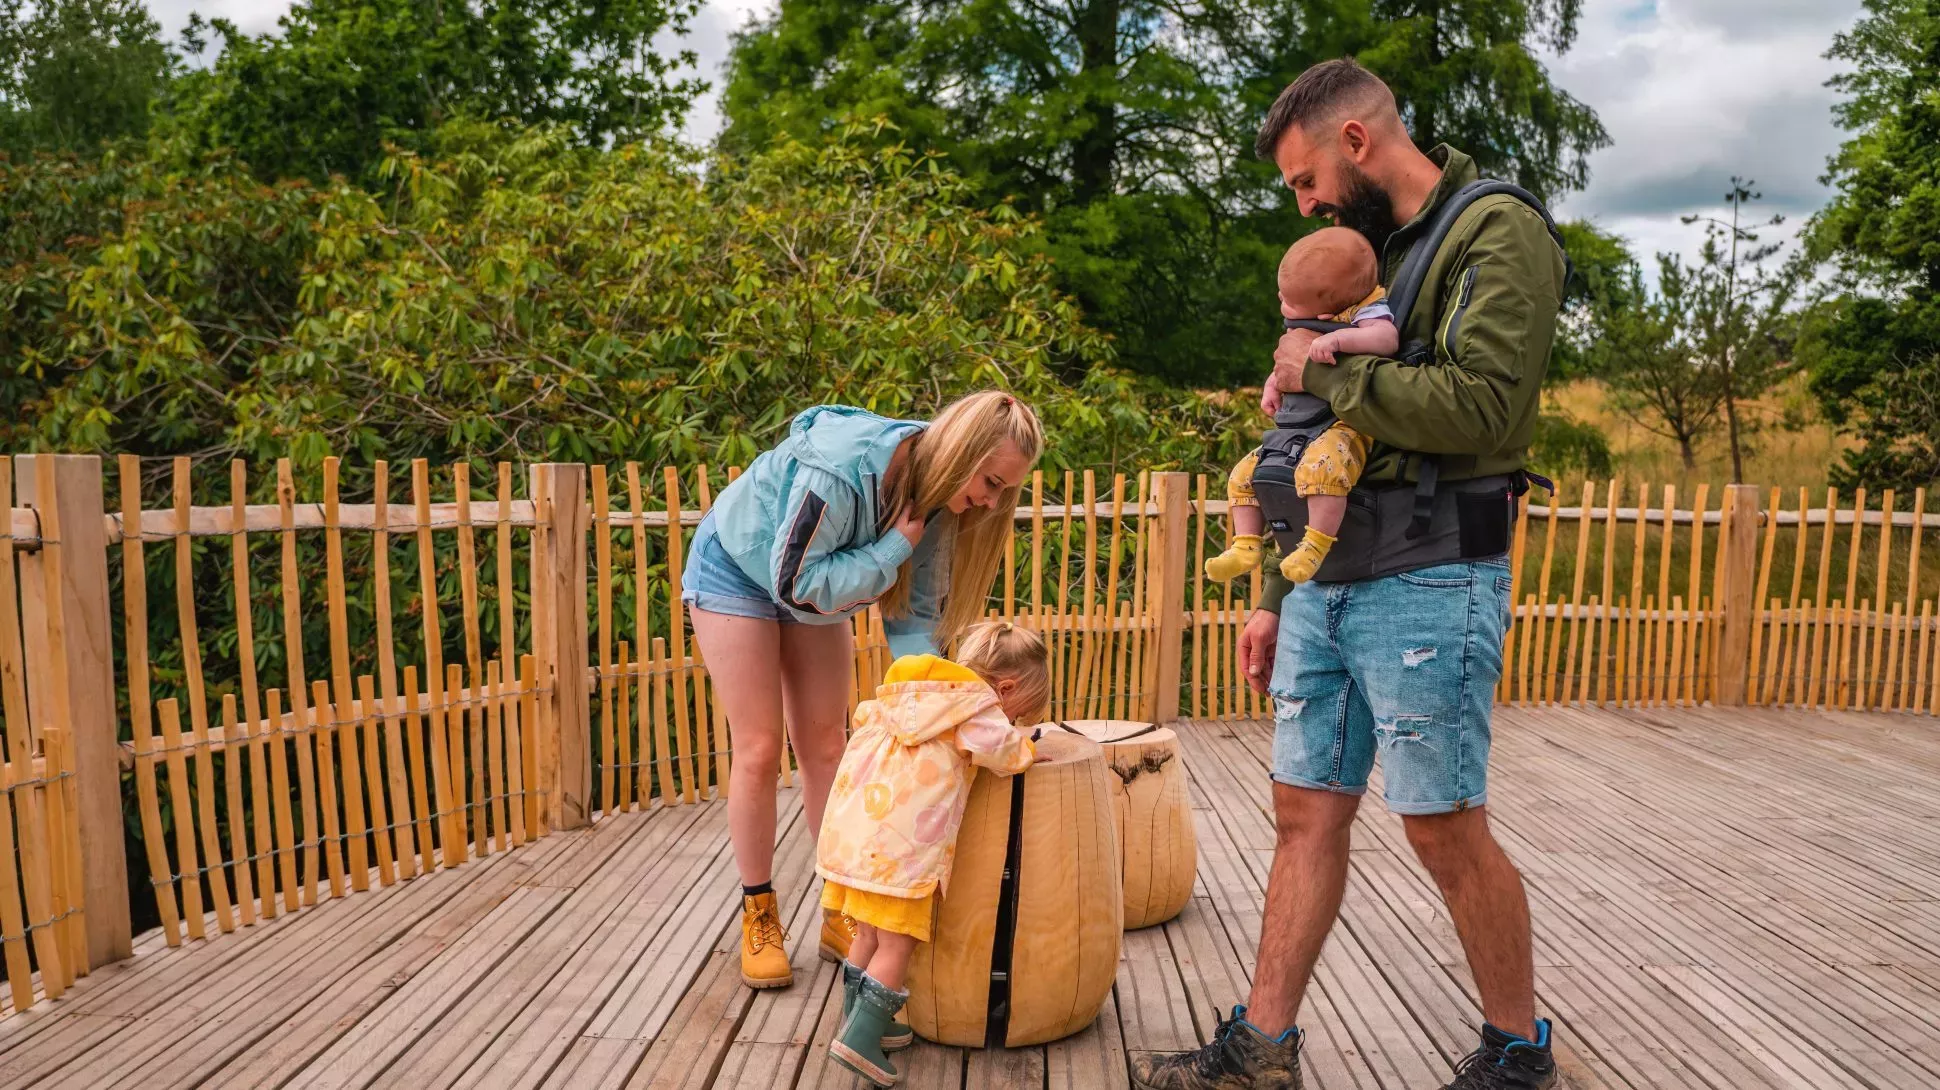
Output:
[{"xmin": 1250, "ymin": 180, "xmax": 1567, "ymax": 582}]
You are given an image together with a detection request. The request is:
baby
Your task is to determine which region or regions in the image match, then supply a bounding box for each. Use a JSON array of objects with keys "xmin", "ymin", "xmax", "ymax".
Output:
[
  {"xmin": 817, "ymin": 622, "xmax": 1048, "ymax": 1087},
  {"xmin": 1206, "ymin": 226, "xmax": 1401, "ymax": 585}
]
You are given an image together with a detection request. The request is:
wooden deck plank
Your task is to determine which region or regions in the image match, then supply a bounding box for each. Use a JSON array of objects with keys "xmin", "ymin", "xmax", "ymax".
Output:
[
  {"xmin": 1, "ymin": 831, "xmax": 585, "ymax": 1089},
  {"xmin": 279, "ymin": 802, "xmax": 719, "ymax": 1090},
  {"xmin": 192, "ymin": 806, "xmax": 676, "ymax": 1090},
  {"xmin": 631, "ymin": 809, "xmax": 834, "ymax": 1090},
  {"xmin": 1181, "ymin": 714, "xmax": 1785, "ymax": 1090},
  {"xmin": 473, "ymin": 795, "xmax": 803, "ymax": 1090},
  {"xmin": 0, "ymin": 838, "xmax": 561, "ymax": 1067},
  {"xmin": 1044, "ymin": 991, "xmax": 1130, "ymax": 1090},
  {"xmin": 4, "ymin": 704, "xmax": 1937, "ymax": 1090}
]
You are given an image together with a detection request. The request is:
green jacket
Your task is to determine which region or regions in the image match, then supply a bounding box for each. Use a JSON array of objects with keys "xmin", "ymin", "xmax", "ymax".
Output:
[{"xmin": 1258, "ymin": 145, "xmax": 1566, "ymax": 612}]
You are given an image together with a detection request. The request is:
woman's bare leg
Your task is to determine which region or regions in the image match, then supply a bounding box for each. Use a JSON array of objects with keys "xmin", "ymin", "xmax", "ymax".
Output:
[
  {"xmin": 689, "ymin": 608, "xmax": 786, "ymax": 885},
  {"xmin": 778, "ymin": 621, "xmax": 855, "ymax": 838}
]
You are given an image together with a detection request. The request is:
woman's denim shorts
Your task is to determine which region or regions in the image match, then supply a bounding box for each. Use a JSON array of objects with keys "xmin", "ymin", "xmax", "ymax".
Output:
[{"xmin": 681, "ymin": 513, "xmax": 799, "ymax": 624}]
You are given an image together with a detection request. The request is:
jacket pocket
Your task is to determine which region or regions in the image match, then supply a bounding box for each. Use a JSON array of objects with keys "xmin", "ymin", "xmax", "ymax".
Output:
[{"xmin": 1439, "ymin": 266, "xmax": 1480, "ymax": 362}]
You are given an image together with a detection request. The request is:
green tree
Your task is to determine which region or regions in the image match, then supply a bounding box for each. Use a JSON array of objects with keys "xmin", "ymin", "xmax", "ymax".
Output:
[
  {"xmin": 1552, "ymin": 219, "xmax": 1638, "ymax": 380},
  {"xmin": 1801, "ymin": 0, "xmax": 1940, "ymax": 492},
  {"xmin": 720, "ymin": 0, "xmax": 1608, "ymax": 386},
  {"xmin": 1594, "ymin": 187, "xmax": 1804, "ymax": 476},
  {"xmin": 169, "ymin": 0, "xmax": 707, "ymax": 183},
  {"xmin": 1595, "ymin": 258, "xmax": 1721, "ymax": 471},
  {"xmin": 0, "ymin": 0, "xmax": 174, "ymax": 154},
  {"xmin": 2, "ymin": 123, "xmax": 1252, "ymax": 474},
  {"xmin": 1678, "ymin": 179, "xmax": 1804, "ymax": 483}
]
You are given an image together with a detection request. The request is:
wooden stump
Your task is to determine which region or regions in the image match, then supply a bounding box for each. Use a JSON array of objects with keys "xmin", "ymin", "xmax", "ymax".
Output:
[
  {"xmin": 1060, "ymin": 720, "xmax": 1196, "ymax": 928},
  {"xmin": 906, "ymin": 731, "xmax": 1121, "ymax": 1048}
]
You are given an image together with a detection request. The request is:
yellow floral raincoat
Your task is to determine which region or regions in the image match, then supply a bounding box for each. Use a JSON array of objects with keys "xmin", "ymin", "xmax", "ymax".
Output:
[{"xmin": 816, "ymin": 655, "xmax": 1035, "ymax": 903}]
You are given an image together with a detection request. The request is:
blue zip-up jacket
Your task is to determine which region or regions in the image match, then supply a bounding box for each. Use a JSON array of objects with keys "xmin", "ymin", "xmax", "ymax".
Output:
[{"xmin": 707, "ymin": 406, "xmax": 950, "ymax": 658}]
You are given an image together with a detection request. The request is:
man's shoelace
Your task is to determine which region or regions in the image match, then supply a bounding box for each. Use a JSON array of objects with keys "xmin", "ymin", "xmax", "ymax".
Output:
[
  {"xmin": 1447, "ymin": 1043, "xmax": 1532, "ymax": 1089},
  {"xmin": 1192, "ymin": 1014, "xmax": 1244, "ymax": 1078}
]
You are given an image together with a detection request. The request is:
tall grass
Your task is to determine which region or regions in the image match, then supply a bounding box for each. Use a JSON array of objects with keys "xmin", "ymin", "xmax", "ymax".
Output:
[{"xmin": 1547, "ymin": 375, "xmax": 1849, "ymax": 495}]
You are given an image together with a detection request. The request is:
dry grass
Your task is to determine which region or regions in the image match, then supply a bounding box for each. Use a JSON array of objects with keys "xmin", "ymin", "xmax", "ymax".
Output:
[
  {"xmin": 1534, "ymin": 377, "xmax": 1940, "ymax": 609},
  {"xmin": 1548, "ymin": 374, "xmax": 1850, "ymax": 495}
]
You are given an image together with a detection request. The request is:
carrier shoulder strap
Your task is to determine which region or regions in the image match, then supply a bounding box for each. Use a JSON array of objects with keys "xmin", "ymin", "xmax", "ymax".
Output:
[{"xmin": 1385, "ymin": 179, "xmax": 1571, "ymax": 351}]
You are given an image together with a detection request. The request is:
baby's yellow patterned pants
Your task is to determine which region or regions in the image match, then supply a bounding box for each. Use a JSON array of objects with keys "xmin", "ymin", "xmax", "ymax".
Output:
[{"xmin": 1223, "ymin": 423, "xmax": 1372, "ymax": 505}]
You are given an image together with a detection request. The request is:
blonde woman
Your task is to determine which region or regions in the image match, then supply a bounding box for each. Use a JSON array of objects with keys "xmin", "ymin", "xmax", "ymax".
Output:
[{"xmin": 682, "ymin": 391, "xmax": 1043, "ymax": 990}]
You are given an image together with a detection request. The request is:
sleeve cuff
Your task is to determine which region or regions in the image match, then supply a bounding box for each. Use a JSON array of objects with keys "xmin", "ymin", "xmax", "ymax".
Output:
[
  {"xmin": 1301, "ymin": 355, "xmax": 1348, "ymax": 401},
  {"xmin": 1256, "ymin": 570, "xmax": 1292, "ymax": 614},
  {"xmin": 871, "ymin": 530, "xmax": 915, "ymax": 569}
]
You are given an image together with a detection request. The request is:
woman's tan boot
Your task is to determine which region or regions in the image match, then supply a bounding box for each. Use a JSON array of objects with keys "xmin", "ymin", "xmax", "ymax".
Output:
[
  {"xmin": 818, "ymin": 907, "xmax": 856, "ymax": 963},
  {"xmin": 741, "ymin": 892, "xmax": 793, "ymax": 989}
]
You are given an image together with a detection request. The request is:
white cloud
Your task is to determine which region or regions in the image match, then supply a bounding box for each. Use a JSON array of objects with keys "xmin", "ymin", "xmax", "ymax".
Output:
[
  {"xmin": 663, "ymin": 0, "xmax": 774, "ymax": 145},
  {"xmin": 147, "ymin": 0, "xmax": 290, "ymax": 41},
  {"xmin": 147, "ymin": 0, "xmax": 775, "ymax": 142},
  {"xmin": 1544, "ymin": 0, "xmax": 1864, "ymax": 272}
]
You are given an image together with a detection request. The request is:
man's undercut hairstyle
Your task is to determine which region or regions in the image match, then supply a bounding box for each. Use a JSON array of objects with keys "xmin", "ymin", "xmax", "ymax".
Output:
[{"xmin": 1255, "ymin": 57, "xmax": 1399, "ymax": 161}]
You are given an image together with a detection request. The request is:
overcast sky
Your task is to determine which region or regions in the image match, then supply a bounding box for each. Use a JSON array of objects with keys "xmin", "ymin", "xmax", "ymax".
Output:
[{"xmin": 149, "ymin": 0, "xmax": 1864, "ymax": 271}]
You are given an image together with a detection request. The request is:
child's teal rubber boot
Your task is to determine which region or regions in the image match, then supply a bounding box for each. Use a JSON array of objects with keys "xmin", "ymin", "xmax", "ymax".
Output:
[
  {"xmin": 842, "ymin": 962, "xmax": 914, "ymax": 1051},
  {"xmin": 829, "ymin": 972, "xmax": 908, "ymax": 1086}
]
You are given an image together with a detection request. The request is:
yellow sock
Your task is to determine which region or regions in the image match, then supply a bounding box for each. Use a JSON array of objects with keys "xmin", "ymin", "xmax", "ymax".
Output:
[
  {"xmin": 1279, "ymin": 527, "xmax": 1338, "ymax": 584},
  {"xmin": 1205, "ymin": 534, "xmax": 1263, "ymax": 582}
]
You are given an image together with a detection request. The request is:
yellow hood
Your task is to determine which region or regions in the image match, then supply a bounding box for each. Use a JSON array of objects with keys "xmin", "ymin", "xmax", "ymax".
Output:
[{"xmin": 874, "ymin": 654, "xmax": 1001, "ymax": 745}]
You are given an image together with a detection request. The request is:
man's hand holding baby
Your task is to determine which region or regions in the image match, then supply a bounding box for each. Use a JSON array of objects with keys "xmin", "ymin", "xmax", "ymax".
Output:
[{"xmin": 1264, "ymin": 326, "xmax": 1322, "ymax": 413}]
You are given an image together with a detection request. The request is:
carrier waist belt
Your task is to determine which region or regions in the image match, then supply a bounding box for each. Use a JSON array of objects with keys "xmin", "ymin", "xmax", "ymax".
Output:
[{"xmin": 1250, "ymin": 469, "xmax": 1523, "ymax": 584}]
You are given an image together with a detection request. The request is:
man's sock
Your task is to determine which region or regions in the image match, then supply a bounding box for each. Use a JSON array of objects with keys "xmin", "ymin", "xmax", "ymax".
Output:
[
  {"xmin": 1483, "ymin": 1019, "xmax": 1552, "ymax": 1052},
  {"xmin": 743, "ymin": 881, "xmax": 774, "ymax": 898}
]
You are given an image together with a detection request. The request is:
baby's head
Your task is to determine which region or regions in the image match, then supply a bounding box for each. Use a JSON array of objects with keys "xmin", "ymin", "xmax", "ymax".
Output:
[
  {"xmin": 955, "ymin": 621, "xmax": 1050, "ymax": 724},
  {"xmin": 1277, "ymin": 226, "xmax": 1381, "ymax": 320}
]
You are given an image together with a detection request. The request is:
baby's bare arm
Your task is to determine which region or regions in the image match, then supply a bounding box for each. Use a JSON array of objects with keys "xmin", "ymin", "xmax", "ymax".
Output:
[{"xmin": 1327, "ymin": 319, "xmax": 1400, "ymax": 358}]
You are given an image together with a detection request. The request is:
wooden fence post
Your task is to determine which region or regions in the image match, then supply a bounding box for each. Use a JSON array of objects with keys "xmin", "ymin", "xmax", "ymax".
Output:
[
  {"xmin": 15, "ymin": 454, "xmax": 132, "ymax": 968},
  {"xmin": 530, "ymin": 464, "xmax": 591, "ymax": 830},
  {"xmin": 1148, "ymin": 472, "xmax": 1191, "ymax": 724},
  {"xmin": 1717, "ymin": 483, "xmax": 1763, "ymax": 706}
]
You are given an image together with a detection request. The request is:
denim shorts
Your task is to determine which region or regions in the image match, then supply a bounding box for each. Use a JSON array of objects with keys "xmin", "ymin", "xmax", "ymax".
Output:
[
  {"xmin": 1268, "ymin": 558, "xmax": 1513, "ymax": 814},
  {"xmin": 680, "ymin": 514, "xmax": 799, "ymax": 624}
]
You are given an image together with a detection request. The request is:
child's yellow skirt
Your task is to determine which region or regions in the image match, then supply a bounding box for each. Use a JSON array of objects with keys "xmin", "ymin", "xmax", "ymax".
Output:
[{"xmin": 822, "ymin": 880, "xmax": 936, "ymax": 943}]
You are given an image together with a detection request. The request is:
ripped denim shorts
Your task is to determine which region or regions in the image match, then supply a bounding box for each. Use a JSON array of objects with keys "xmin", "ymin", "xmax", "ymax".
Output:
[{"xmin": 1266, "ymin": 558, "xmax": 1512, "ymax": 815}]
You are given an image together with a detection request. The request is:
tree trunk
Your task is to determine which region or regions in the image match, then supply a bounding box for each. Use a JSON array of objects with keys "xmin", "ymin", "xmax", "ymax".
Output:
[
  {"xmin": 1723, "ymin": 386, "xmax": 1745, "ymax": 483},
  {"xmin": 1071, "ymin": 0, "xmax": 1119, "ymax": 204},
  {"xmin": 1679, "ymin": 433, "xmax": 1698, "ymax": 471}
]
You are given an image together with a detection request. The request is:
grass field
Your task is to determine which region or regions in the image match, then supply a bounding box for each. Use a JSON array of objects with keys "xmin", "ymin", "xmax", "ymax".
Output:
[
  {"xmin": 1547, "ymin": 375, "xmax": 1849, "ymax": 495},
  {"xmin": 1531, "ymin": 377, "xmax": 1940, "ymax": 611}
]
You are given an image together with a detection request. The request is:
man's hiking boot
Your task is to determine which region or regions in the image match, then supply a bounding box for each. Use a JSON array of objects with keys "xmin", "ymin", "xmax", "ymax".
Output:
[
  {"xmin": 1129, "ymin": 1006, "xmax": 1303, "ymax": 1089},
  {"xmin": 1441, "ymin": 1021, "xmax": 1557, "ymax": 1089}
]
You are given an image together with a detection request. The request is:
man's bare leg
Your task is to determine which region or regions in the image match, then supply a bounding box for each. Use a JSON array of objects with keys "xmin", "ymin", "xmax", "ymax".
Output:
[
  {"xmin": 1242, "ymin": 783, "xmax": 1362, "ymax": 1037},
  {"xmin": 1403, "ymin": 807, "xmax": 1537, "ymax": 1039}
]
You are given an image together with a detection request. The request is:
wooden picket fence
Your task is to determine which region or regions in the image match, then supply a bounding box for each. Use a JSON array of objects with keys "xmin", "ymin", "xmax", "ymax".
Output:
[
  {"xmin": 97, "ymin": 454, "xmax": 572, "ymax": 976},
  {"xmin": 0, "ymin": 458, "xmax": 87, "ymax": 1015},
  {"xmin": 1496, "ymin": 480, "xmax": 1940, "ymax": 712},
  {"xmin": 4, "ymin": 455, "xmax": 1939, "ymax": 1020},
  {"xmin": 587, "ymin": 466, "xmax": 1183, "ymax": 816}
]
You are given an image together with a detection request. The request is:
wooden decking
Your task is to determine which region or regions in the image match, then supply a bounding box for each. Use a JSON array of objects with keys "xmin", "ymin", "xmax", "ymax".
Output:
[{"xmin": 3, "ymin": 703, "xmax": 1938, "ymax": 1089}]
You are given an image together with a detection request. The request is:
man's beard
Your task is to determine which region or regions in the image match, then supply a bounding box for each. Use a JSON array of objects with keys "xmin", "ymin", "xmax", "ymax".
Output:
[{"xmin": 1312, "ymin": 161, "xmax": 1397, "ymax": 253}]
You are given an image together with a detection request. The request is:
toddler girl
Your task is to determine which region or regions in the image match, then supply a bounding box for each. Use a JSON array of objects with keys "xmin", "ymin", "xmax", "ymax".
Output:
[{"xmin": 817, "ymin": 621, "xmax": 1049, "ymax": 1086}]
